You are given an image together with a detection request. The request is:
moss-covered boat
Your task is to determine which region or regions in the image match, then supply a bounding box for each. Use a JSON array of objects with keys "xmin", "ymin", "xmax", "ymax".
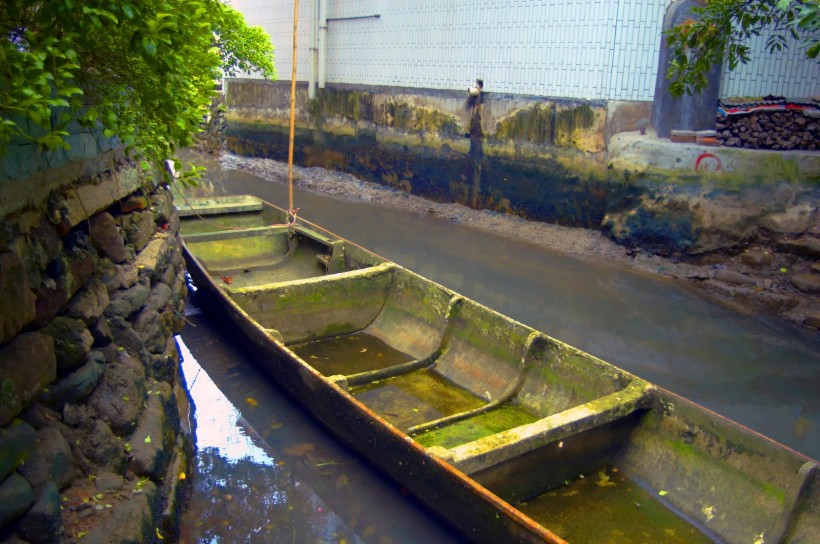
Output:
[{"xmin": 179, "ymin": 194, "xmax": 819, "ymax": 544}]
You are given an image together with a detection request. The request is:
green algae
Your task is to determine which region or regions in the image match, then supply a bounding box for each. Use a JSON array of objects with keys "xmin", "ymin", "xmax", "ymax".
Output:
[
  {"xmin": 179, "ymin": 212, "xmax": 273, "ymax": 235},
  {"xmin": 351, "ymin": 369, "xmax": 486, "ymax": 431},
  {"xmin": 414, "ymin": 404, "xmax": 539, "ymax": 449},
  {"xmin": 380, "ymin": 101, "xmax": 461, "ymax": 136},
  {"xmin": 494, "ymin": 103, "xmax": 596, "ymax": 148},
  {"xmin": 495, "ymin": 103, "xmax": 555, "ymax": 144}
]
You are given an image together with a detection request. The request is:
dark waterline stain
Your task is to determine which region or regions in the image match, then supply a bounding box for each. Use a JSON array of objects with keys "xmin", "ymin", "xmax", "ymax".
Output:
[{"xmin": 225, "ymin": 125, "xmax": 644, "ymax": 228}]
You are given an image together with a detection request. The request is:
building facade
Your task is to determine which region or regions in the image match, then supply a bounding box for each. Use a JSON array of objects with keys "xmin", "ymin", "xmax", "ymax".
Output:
[{"xmin": 233, "ymin": 0, "xmax": 819, "ymax": 101}]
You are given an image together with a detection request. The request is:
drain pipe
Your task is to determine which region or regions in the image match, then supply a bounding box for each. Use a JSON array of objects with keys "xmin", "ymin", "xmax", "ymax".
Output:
[
  {"xmin": 318, "ymin": 0, "xmax": 328, "ymax": 89},
  {"xmin": 308, "ymin": 0, "xmax": 318, "ymax": 99}
]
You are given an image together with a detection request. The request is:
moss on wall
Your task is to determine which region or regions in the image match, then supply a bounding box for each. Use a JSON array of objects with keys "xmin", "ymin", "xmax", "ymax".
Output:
[
  {"xmin": 494, "ymin": 103, "xmax": 555, "ymax": 145},
  {"xmin": 492, "ymin": 102, "xmax": 604, "ymax": 153}
]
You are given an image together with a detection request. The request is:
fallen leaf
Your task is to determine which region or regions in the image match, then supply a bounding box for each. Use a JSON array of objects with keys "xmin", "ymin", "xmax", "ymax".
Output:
[
  {"xmin": 283, "ymin": 442, "xmax": 316, "ymax": 456},
  {"xmin": 245, "ymin": 397, "xmax": 258, "ymax": 407},
  {"xmin": 144, "ymin": 435, "xmax": 151, "ymax": 444}
]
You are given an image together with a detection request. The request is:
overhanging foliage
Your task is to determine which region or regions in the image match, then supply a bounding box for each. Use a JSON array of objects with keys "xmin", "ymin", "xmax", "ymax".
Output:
[
  {"xmin": 666, "ymin": 0, "xmax": 819, "ymax": 96},
  {"xmin": 0, "ymin": 0, "xmax": 275, "ymax": 169}
]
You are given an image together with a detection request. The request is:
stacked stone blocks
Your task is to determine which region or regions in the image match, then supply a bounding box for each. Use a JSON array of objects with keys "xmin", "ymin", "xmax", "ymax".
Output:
[{"xmin": 0, "ymin": 162, "xmax": 192, "ymax": 544}]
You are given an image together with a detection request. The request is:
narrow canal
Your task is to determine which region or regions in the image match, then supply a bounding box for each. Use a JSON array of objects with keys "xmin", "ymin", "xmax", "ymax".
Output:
[{"xmin": 176, "ymin": 156, "xmax": 820, "ymax": 542}]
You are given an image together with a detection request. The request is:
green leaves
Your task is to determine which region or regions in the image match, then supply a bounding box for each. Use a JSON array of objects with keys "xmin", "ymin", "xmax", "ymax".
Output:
[
  {"xmin": 1, "ymin": 0, "xmax": 276, "ymax": 169},
  {"xmin": 665, "ymin": 0, "xmax": 820, "ymax": 96}
]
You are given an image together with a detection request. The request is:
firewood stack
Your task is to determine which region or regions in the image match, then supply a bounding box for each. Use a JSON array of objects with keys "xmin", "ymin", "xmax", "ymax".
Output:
[{"xmin": 716, "ymin": 97, "xmax": 819, "ymax": 151}]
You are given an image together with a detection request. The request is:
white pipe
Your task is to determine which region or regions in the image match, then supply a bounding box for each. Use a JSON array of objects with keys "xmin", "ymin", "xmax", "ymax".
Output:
[
  {"xmin": 318, "ymin": 0, "xmax": 328, "ymax": 89},
  {"xmin": 308, "ymin": 0, "xmax": 317, "ymax": 99}
]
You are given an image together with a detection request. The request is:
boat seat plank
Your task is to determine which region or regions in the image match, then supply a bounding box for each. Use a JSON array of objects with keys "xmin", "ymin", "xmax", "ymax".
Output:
[
  {"xmin": 516, "ymin": 334, "xmax": 636, "ymax": 419},
  {"xmin": 362, "ymin": 269, "xmax": 456, "ymax": 361},
  {"xmin": 177, "ymin": 194, "xmax": 265, "ymax": 216},
  {"xmin": 230, "ymin": 263, "xmax": 396, "ymax": 344},
  {"xmin": 431, "ymin": 379, "xmax": 654, "ymax": 475},
  {"xmin": 180, "ymin": 224, "xmax": 290, "ymax": 243}
]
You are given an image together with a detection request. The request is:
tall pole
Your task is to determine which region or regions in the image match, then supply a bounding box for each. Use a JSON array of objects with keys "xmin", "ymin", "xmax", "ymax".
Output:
[{"xmin": 287, "ymin": 0, "xmax": 299, "ymax": 217}]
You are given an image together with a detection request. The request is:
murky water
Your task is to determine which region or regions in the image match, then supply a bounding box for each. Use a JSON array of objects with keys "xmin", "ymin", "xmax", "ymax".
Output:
[
  {"xmin": 290, "ymin": 333, "xmax": 415, "ymax": 377},
  {"xmin": 177, "ymin": 304, "xmax": 463, "ymax": 543},
  {"xmin": 517, "ymin": 467, "xmax": 717, "ymax": 544},
  {"xmin": 181, "ymin": 155, "xmax": 820, "ymax": 462}
]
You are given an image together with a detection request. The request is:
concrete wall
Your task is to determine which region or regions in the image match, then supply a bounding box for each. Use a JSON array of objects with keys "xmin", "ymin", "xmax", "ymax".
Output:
[
  {"xmin": 0, "ymin": 143, "xmax": 193, "ymax": 542},
  {"xmin": 232, "ymin": 0, "xmax": 820, "ymax": 101},
  {"xmin": 225, "ymin": 78, "xmax": 820, "ymax": 258},
  {"xmin": 226, "ymin": 79, "xmax": 628, "ymax": 228}
]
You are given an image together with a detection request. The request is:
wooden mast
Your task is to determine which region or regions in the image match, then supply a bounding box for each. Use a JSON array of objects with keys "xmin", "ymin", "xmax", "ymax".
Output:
[{"xmin": 287, "ymin": 0, "xmax": 299, "ymax": 220}]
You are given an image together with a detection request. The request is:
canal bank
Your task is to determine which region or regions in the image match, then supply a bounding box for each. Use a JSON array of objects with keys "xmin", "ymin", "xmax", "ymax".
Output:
[{"xmin": 220, "ymin": 81, "xmax": 820, "ymax": 330}]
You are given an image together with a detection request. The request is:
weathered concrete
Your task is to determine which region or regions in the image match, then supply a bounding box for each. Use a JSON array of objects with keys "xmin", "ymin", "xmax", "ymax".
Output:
[{"xmin": 607, "ymin": 130, "xmax": 820, "ymax": 184}]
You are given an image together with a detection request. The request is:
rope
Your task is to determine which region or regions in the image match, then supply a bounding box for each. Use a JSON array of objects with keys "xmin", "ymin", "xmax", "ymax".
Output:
[{"xmin": 287, "ymin": 207, "xmax": 300, "ymax": 229}]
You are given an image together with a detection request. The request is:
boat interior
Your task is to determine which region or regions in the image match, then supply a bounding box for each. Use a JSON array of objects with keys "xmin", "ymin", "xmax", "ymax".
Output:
[{"xmin": 179, "ymin": 196, "xmax": 820, "ymax": 544}]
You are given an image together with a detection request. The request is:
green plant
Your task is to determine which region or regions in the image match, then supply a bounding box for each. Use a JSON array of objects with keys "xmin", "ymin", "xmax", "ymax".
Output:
[
  {"xmin": 1, "ymin": 0, "xmax": 275, "ymax": 171},
  {"xmin": 666, "ymin": 0, "xmax": 819, "ymax": 96}
]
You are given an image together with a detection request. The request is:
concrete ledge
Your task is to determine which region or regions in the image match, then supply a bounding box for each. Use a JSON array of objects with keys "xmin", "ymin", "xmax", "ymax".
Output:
[{"xmin": 608, "ymin": 130, "xmax": 820, "ymax": 184}]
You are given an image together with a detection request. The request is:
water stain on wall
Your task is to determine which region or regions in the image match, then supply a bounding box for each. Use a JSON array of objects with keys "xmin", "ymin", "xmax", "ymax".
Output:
[{"xmin": 226, "ymin": 123, "xmax": 641, "ymax": 229}]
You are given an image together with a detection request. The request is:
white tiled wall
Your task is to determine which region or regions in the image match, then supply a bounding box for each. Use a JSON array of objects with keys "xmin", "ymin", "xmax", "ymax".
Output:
[
  {"xmin": 230, "ymin": 0, "xmax": 819, "ymax": 101},
  {"xmin": 720, "ymin": 30, "xmax": 820, "ymax": 98}
]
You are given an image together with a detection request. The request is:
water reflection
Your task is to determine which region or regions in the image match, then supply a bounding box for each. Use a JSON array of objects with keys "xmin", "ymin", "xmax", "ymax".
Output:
[
  {"xmin": 177, "ymin": 300, "xmax": 462, "ymax": 544},
  {"xmin": 178, "ymin": 337, "xmax": 363, "ymax": 544}
]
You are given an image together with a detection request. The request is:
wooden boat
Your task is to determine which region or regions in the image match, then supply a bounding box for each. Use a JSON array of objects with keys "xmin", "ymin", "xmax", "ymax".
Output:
[{"xmin": 178, "ymin": 194, "xmax": 819, "ymax": 544}]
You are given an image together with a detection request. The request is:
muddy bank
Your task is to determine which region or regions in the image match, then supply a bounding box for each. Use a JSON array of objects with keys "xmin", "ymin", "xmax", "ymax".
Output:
[{"xmin": 214, "ymin": 152, "xmax": 819, "ymax": 331}]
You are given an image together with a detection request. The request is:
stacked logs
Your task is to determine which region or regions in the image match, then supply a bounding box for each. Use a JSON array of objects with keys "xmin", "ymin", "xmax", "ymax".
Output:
[{"xmin": 716, "ymin": 110, "xmax": 819, "ymax": 151}]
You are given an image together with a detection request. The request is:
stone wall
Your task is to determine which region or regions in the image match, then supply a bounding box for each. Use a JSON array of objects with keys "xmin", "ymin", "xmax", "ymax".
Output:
[{"xmin": 0, "ymin": 156, "xmax": 192, "ymax": 543}]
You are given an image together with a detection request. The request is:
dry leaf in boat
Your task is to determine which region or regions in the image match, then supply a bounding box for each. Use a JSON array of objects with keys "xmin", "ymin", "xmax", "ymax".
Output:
[
  {"xmin": 595, "ymin": 470, "xmax": 615, "ymax": 487},
  {"xmin": 245, "ymin": 397, "xmax": 258, "ymax": 407}
]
